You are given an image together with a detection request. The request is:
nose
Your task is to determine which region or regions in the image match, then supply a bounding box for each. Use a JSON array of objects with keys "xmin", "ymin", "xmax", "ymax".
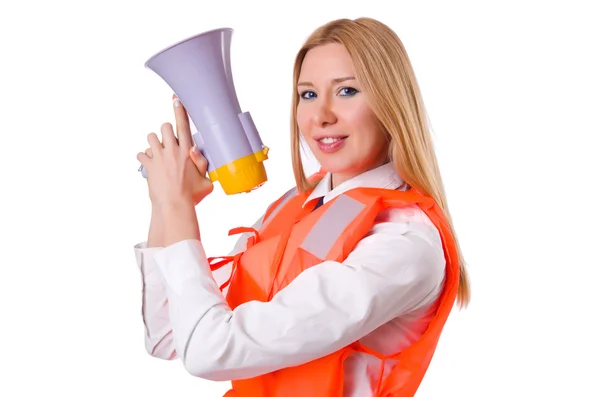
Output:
[{"xmin": 312, "ymin": 98, "xmax": 337, "ymax": 128}]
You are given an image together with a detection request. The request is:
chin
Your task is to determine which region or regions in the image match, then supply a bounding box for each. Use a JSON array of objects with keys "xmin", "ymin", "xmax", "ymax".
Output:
[{"xmin": 317, "ymin": 158, "xmax": 357, "ymax": 175}]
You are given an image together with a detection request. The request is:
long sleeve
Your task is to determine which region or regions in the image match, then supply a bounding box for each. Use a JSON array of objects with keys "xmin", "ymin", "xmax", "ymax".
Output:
[
  {"xmin": 134, "ymin": 215, "xmax": 264, "ymax": 360},
  {"xmin": 134, "ymin": 242, "xmax": 176, "ymax": 359},
  {"xmin": 151, "ymin": 209, "xmax": 446, "ymax": 382}
]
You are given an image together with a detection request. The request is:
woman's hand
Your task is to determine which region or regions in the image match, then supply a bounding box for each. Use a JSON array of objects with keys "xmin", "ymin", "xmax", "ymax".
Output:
[{"xmin": 137, "ymin": 95, "xmax": 214, "ymax": 208}]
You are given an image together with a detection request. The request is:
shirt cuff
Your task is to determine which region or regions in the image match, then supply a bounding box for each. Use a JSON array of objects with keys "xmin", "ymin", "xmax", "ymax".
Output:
[
  {"xmin": 152, "ymin": 239, "xmax": 227, "ymax": 304},
  {"xmin": 134, "ymin": 241, "xmax": 166, "ymax": 286}
]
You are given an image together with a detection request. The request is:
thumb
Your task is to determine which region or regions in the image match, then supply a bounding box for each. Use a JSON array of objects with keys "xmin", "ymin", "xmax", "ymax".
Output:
[{"xmin": 189, "ymin": 146, "xmax": 209, "ymax": 174}]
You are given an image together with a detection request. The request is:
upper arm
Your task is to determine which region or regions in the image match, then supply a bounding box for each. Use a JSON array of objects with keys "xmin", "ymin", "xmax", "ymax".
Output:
[{"xmin": 342, "ymin": 216, "xmax": 446, "ymax": 318}]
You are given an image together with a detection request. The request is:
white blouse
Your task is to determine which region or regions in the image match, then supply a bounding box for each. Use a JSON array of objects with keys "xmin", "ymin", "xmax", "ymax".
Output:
[{"xmin": 133, "ymin": 162, "xmax": 446, "ymax": 397}]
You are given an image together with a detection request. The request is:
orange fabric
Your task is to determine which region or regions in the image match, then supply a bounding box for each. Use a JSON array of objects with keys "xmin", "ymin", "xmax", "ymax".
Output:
[{"xmin": 216, "ymin": 177, "xmax": 460, "ymax": 397}]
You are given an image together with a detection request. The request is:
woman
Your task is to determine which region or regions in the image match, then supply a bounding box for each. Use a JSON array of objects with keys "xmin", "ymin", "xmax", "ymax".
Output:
[{"xmin": 135, "ymin": 17, "xmax": 470, "ymax": 397}]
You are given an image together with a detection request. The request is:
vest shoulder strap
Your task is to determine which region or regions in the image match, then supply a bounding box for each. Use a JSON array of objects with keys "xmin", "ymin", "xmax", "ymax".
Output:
[{"xmin": 261, "ymin": 169, "xmax": 326, "ymax": 228}]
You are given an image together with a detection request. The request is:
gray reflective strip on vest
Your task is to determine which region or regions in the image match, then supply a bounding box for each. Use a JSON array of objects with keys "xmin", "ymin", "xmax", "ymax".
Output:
[{"xmin": 300, "ymin": 194, "xmax": 366, "ymax": 260}]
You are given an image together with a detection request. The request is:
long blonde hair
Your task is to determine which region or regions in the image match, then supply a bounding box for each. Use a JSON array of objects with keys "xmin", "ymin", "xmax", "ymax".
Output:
[{"xmin": 290, "ymin": 17, "xmax": 471, "ymax": 309}]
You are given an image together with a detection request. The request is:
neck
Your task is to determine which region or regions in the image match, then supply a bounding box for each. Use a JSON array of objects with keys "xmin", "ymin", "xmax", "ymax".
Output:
[
  {"xmin": 331, "ymin": 159, "xmax": 389, "ymax": 189},
  {"xmin": 330, "ymin": 172, "xmax": 353, "ymax": 189}
]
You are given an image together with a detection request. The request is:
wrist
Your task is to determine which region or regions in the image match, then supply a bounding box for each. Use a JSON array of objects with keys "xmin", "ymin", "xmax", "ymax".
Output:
[
  {"xmin": 155, "ymin": 198, "xmax": 194, "ymax": 215},
  {"xmin": 159, "ymin": 200, "xmax": 200, "ymax": 246}
]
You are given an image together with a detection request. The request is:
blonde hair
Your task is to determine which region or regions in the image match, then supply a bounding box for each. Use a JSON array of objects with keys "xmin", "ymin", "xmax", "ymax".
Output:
[{"xmin": 290, "ymin": 17, "xmax": 471, "ymax": 309}]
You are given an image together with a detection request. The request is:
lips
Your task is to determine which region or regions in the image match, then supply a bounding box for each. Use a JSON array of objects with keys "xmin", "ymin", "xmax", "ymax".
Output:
[{"xmin": 314, "ymin": 135, "xmax": 348, "ymax": 153}]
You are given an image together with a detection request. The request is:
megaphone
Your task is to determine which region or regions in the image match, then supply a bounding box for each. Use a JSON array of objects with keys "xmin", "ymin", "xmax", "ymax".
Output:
[{"xmin": 138, "ymin": 28, "xmax": 269, "ymax": 195}]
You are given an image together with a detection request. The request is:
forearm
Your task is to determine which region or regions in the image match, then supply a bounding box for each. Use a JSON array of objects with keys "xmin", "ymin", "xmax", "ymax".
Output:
[
  {"xmin": 147, "ymin": 207, "xmax": 164, "ymax": 247},
  {"xmin": 140, "ymin": 267, "xmax": 177, "ymax": 360},
  {"xmin": 161, "ymin": 201, "xmax": 200, "ymax": 246},
  {"xmin": 138, "ymin": 205, "xmax": 183, "ymax": 357},
  {"xmin": 137, "ymin": 201, "xmax": 219, "ymax": 359},
  {"xmin": 134, "ymin": 242, "xmax": 177, "ymax": 359}
]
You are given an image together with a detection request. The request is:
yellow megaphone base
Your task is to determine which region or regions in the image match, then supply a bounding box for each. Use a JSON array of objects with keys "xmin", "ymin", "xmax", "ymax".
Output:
[{"xmin": 208, "ymin": 147, "xmax": 269, "ymax": 195}]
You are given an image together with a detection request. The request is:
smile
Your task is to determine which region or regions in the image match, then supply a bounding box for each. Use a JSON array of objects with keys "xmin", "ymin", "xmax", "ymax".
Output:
[{"xmin": 314, "ymin": 136, "xmax": 348, "ymax": 153}]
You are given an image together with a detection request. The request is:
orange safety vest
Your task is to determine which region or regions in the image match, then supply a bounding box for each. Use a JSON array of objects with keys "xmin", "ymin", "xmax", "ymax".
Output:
[{"xmin": 208, "ymin": 173, "xmax": 460, "ymax": 397}]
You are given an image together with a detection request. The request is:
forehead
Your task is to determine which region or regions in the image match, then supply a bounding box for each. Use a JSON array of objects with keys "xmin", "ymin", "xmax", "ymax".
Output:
[{"xmin": 299, "ymin": 43, "xmax": 356, "ymax": 80}]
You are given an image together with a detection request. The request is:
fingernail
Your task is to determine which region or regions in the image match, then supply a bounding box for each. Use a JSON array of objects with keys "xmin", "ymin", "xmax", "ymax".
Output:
[{"xmin": 173, "ymin": 94, "xmax": 180, "ymax": 107}]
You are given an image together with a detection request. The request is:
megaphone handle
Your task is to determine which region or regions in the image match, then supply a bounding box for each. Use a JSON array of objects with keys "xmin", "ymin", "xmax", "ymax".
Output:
[{"xmin": 139, "ymin": 163, "xmax": 147, "ymax": 178}]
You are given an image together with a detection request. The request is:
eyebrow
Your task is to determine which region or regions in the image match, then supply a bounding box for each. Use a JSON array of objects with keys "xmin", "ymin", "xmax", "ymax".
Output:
[{"xmin": 297, "ymin": 76, "xmax": 356, "ymax": 87}]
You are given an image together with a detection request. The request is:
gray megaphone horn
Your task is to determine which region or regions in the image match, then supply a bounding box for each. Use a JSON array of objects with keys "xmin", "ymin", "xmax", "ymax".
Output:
[{"xmin": 138, "ymin": 28, "xmax": 269, "ymax": 195}]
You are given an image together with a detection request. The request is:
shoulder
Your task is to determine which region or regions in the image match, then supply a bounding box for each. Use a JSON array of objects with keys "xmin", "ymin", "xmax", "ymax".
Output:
[{"xmin": 376, "ymin": 204, "xmax": 442, "ymax": 244}]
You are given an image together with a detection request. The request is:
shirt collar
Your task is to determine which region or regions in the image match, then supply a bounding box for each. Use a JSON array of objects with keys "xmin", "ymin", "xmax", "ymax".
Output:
[{"xmin": 303, "ymin": 162, "xmax": 409, "ymax": 208}]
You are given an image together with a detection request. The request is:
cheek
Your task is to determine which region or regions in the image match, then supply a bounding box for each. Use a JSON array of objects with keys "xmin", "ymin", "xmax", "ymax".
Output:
[
  {"xmin": 348, "ymin": 106, "xmax": 382, "ymax": 145},
  {"xmin": 296, "ymin": 107, "xmax": 311, "ymax": 138}
]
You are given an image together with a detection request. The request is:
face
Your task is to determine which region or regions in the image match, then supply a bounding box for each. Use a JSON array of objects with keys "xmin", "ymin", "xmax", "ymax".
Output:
[{"xmin": 296, "ymin": 43, "xmax": 388, "ymax": 187}]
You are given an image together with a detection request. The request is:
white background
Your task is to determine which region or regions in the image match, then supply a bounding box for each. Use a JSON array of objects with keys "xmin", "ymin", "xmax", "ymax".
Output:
[{"xmin": 1, "ymin": 0, "xmax": 599, "ymax": 396}]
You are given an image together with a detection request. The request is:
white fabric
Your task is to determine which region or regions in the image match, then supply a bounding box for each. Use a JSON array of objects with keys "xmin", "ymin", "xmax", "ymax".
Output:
[{"xmin": 134, "ymin": 162, "xmax": 446, "ymax": 396}]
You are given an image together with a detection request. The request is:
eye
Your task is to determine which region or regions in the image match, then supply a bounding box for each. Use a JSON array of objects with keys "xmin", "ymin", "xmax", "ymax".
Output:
[
  {"xmin": 339, "ymin": 87, "xmax": 359, "ymax": 96},
  {"xmin": 300, "ymin": 90, "xmax": 317, "ymax": 100}
]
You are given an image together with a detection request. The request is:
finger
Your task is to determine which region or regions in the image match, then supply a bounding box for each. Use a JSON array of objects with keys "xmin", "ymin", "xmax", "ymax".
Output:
[
  {"xmin": 147, "ymin": 132, "xmax": 162, "ymax": 153},
  {"xmin": 189, "ymin": 146, "xmax": 209, "ymax": 175},
  {"xmin": 137, "ymin": 151, "xmax": 151, "ymax": 167},
  {"xmin": 145, "ymin": 148, "xmax": 153, "ymax": 158},
  {"xmin": 173, "ymin": 94, "xmax": 192, "ymax": 150},
  {"xmin": 160, "ymin": 122, "xmax": 178, "ymax": 148}
]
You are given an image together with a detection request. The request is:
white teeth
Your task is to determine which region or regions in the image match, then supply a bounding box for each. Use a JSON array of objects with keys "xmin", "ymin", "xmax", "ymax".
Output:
[{"xmin": 319, "ymin": 137, "xmax": 342, "ymax": 144}]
